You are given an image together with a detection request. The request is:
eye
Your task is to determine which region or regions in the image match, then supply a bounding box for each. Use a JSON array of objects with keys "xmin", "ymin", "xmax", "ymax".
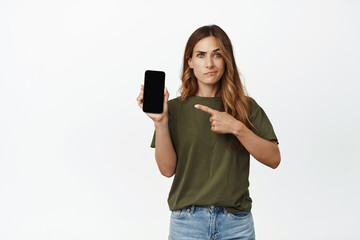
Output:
[
  {"xmin": 197, "ymin": 53, "xmax": 204, "ymax": 58},
  {"xmin": 214, "ymin": 53, "xmax": 222, "ymax": 58}
]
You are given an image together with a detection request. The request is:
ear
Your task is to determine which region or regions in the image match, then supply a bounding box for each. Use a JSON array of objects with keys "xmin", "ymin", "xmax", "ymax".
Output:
[{"xmin": 188, "ymin": 58, "xmax": 193, "ymax": 69}]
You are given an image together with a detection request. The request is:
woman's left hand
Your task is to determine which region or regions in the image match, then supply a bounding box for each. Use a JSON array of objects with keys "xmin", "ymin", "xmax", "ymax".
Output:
[{"xmin": 195, "ymin": 104, "xmax": 244, "ymax": 134}]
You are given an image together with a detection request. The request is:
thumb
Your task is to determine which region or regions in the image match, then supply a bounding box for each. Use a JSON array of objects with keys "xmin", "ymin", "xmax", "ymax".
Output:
[{"xmin": 164, "ymin": 87, "xmax": 169, "ymax": 100}]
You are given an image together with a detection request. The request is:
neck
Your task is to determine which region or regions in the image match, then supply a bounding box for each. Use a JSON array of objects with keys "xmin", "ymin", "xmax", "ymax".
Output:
[
  {"xmin": 195, "ymin": 88, "xmax": 221, "ymax": 97},
  {"xmin": 196, "ymin": 81, "xmax": 221, "ymax": 97}
]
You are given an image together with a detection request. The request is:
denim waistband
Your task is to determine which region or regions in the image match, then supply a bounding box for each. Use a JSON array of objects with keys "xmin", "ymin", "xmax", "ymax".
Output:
[{"xmin": 180, "ymin": 205, "xmax": 229, "ymax": 214}]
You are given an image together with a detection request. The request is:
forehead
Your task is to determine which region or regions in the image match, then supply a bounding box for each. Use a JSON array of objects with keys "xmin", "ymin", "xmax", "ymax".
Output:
[{"xmin": 193, "ymin": 36, "xmax": 220, "ymax": 51}]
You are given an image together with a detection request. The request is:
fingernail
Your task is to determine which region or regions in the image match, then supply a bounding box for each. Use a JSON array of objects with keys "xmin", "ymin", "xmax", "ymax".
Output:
[{"xmin": 194, "ymin": 104, "xmax": 198, "ymax": 108}]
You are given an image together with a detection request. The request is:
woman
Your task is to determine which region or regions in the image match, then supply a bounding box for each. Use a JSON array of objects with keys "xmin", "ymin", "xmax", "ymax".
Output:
[{"xmin": 136, "ymin": 24, "xmax": 280, "ymax": 240}]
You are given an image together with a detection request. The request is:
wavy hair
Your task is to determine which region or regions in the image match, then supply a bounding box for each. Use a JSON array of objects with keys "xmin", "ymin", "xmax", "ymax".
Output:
[{"xmin": 177, "ymin": 24, "xmax": 257, "ymax": 151}]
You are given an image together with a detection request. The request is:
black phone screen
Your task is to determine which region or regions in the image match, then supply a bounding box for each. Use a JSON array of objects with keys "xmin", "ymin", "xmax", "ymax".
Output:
[{"xmin": 143, "ymin": 70, "xmax": 165, "ymax": 113}]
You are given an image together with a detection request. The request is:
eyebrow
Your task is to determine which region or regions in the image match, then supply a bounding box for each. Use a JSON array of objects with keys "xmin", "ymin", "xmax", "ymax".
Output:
[{"xmin": 195, "ymin": 48, "xmax": 220, "ymax": 53}]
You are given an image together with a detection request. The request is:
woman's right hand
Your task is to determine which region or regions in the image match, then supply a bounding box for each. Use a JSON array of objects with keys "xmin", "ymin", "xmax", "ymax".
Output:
[{"xmin": 136, "ymin": 84, "xmax": 169, "ymax": 125}]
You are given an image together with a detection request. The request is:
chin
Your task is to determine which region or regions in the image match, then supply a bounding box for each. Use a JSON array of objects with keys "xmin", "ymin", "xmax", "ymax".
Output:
[{"xmin": 200, "ymin": 80, "xmax": 220, "ymax": 86}]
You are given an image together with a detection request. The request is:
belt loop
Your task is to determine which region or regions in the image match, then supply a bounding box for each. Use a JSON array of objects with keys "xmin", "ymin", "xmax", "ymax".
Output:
[
  {"xmin": 223, "ymin": 207, "xmax": 228, "ymax": 214},
  {"xmin": 185, "ymin": 205, "xmax": 192, "ymax": 214},
  {"xmin": 190, "ymin": 205, "xmax": 195, "ymax": 214}
]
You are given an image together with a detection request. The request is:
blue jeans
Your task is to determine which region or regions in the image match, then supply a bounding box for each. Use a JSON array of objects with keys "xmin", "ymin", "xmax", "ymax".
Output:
[{"xmin": 168, "ymin": 205, "xmax": 255, "ymax": 240}]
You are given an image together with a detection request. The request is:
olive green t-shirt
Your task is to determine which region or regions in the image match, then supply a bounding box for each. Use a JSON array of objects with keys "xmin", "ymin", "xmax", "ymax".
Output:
[{"xmin": 150, "ymin": 96, "xmax": 279, "ymax": 213}]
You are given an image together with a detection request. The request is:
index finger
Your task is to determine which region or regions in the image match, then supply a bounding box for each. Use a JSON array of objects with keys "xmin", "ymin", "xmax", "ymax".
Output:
[{"xmin": 194, "ymin": 104, "xmax": 217, "ymax": 115}]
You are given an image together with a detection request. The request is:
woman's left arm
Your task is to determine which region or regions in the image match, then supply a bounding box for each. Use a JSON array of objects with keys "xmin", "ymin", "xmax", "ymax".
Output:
[
  {"xmin": 194, "ymin": 104, "xmax": 281, "ymax": 169},
  {"xmin": 233, "ymin": 122, "xmax": 281, "ymax": 169}
]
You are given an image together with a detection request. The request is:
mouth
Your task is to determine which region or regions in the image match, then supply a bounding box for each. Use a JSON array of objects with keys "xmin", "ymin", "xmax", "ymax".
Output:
[{"xmin": 205, "ymin": 71, "xmax": 217, "ymax": 75}]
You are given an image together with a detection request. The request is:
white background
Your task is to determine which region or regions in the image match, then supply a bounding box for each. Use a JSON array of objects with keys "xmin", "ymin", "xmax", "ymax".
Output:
[{"xmin": 1, "ymin": 0, "xmax": 359, "ymax": 239}]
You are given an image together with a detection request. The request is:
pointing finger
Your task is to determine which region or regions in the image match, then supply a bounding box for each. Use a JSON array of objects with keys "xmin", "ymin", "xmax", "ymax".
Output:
[{"xmin": 194, "ymin": 104, "xmax": 217, "ymax": 115}]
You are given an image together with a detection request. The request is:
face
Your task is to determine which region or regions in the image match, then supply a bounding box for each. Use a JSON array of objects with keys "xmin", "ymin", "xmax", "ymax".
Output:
[{"xmin": 188, "ymin": 36, "xmax": 225, "ymax": 88}]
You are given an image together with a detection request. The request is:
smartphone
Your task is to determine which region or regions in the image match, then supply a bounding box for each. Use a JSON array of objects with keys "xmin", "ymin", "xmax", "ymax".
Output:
[{"xmin": 142, "ymin": 70, "xmax": 166, "ymax": 113}]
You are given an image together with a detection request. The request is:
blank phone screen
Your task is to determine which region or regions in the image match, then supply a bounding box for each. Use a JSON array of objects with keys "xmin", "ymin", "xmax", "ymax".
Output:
[{"xmin": 143, "ymin": 70, "xmax": 165, "ymax": 113}]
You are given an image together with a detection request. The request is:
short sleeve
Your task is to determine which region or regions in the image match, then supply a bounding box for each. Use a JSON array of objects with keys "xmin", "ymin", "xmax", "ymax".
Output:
[
  {"xmin": 249, "ymin": 98, "xmax": 279, "ymax": 145},
  {"xmin": 150, "ymin": 130, "xmax": 156, "ymax": 148}
]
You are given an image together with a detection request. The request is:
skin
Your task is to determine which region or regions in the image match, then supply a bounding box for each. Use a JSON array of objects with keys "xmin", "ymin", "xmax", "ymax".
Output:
[
  {"xmin": 137, "ymin": 35, "xmax": 280, "ymax": 173},
  {"xmin": 188, "ymin": 36, "xmax": 224, "ymax": 97},
  {"xmin": 136, "ymin": 84, "xmax": 169, "ymax": 124},
  {"xmin": 190, "ymin": 36, "xmax": 281, "ymax": 169},
  {"xmin": 137, "ymin": 83, "xmax": 175, "ymax": 177},
  {"xmin": 194, "ymin": 104, "xmax": 281, "ymax": 169}
]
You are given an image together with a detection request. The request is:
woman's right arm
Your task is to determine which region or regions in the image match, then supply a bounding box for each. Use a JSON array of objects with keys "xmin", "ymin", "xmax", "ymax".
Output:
[
  {"xmin": 154, "ymin": 119, "xmax": 177, "ymax": 178},
  {"xmin": 137, "ymin": 84, "xmax": 177, "ymax": 177}
]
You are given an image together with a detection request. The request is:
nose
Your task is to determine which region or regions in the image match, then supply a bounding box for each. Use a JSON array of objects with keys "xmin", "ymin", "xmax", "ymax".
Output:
[{"xmin": 205, "ymin": 55, "xmax": 214, "ymax": 68}]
